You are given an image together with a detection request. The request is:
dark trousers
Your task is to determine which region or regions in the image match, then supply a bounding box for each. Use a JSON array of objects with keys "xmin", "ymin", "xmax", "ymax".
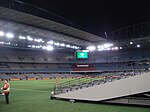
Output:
[{"xmin": 5, "ymin": 93, "xmax": 9, "ymax": 104}]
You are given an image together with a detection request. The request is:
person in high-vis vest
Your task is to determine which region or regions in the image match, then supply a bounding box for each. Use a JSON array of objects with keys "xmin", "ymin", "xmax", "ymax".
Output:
[{"xmin": 1, "ymin": 79, "xmax": 10, "ymax": 104}]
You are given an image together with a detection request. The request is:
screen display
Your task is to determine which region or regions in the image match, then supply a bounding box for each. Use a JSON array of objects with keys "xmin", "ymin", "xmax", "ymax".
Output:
[{"xmin": 76, "ymin": 51, "xmax": 88, "ymax": 59}]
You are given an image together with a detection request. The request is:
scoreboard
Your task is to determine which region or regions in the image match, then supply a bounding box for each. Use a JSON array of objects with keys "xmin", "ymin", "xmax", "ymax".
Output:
[{"xmin": 76, "ymin": 50, "xmax": 89, "ymax": 59}]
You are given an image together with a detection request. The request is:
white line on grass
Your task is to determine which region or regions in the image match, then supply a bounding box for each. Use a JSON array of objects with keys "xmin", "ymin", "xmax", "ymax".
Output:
[{"xmin": 11, "ymin": 88, "xmax": 50, "ymax": 93}]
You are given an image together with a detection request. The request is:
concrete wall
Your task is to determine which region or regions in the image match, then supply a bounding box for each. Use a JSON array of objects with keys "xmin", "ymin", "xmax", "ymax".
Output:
[{"xmin": 55, "ymin": 72, "xmax": 150, "ymax": 101}]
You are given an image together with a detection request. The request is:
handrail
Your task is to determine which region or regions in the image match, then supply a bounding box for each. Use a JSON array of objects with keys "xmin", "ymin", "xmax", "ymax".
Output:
[{"xmin": 54, "ymin": 70, "xmax": 150, "ymax": 95}]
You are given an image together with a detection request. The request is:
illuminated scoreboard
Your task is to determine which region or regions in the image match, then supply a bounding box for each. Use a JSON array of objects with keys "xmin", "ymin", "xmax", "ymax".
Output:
[{"xmin": 76, "ymin": 50, "xmax": 89, "ymax": 59}]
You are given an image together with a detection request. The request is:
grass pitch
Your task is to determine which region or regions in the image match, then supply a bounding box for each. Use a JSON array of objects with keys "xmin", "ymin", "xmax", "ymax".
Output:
[{"xmin": 0, "ymin": 79, "xmax": 149, "ymax": 112}]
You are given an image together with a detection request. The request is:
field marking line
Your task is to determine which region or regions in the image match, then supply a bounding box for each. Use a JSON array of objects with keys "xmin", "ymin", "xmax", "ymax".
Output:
[{"xmin": 11, "ymin": 88, "xmax": 50, "ymax": 93}]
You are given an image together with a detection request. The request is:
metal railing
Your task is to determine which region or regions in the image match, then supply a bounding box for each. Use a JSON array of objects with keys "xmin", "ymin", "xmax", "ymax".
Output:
[
  {"xmin": 54, "ymin": 70, "xmax": 150, "ymax": 95},
  {"xmin": 55, "ymin": 77, "xmax": 105, "ymax": 94}
]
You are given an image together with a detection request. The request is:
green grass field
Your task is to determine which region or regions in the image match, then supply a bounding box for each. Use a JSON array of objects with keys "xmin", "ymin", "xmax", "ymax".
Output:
[{"xmin": 0, "ymin": 79, "xmax": 150, "ymax": 112}]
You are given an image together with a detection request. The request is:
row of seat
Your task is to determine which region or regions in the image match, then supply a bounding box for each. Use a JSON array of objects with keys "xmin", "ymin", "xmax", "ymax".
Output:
[{"xmin": 0, "ymin": 48, "xmax": 150, "ymax": 63}]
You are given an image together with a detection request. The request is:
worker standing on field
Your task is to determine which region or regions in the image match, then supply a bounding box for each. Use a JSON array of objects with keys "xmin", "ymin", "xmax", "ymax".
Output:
[{"xmin": 1, "ymin": 79, "xmax": 10, "ymax": 104}]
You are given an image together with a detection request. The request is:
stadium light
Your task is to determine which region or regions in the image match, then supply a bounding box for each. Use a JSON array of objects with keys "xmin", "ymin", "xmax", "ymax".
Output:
[
  {"xmin": 114, "ymin": 47, "xmax": 118, "ymax": 50},
  {"xmin": 19, "ymin": 36, "xmax": 26, "ymax": 40},
  {"xmin": 46, "ymin": 45, "xmax": 54, "ymax": 50},
  {"xmin": 120, "ymin": 47, "xmax": 122, "ymax": 49},
  {"xmin": 98, "ymin": 45, "xmax": 105, "ymax": 51},
  {"xmin": 71, "ymin": 46, "xmax": 78, "ymax": 49},
  {"xmin": 77, "ymin": 47, "xmax": 80, "ymax": 49},
  {"xmin": 0, "ymin": 41, "xmax": 4, "ymax": 44},
  {"xmin": 103, "ymin": 43, "xmax": 111, "ymax": 48},
  {"xmin": 60, "ymin": 43, "xmax": 65, "ymax": 47},
  {"xmin": 35, "ymin": 45, "xmax": 41, "ymax": 48},
  {"xmin": 28, "ymin": 45, "xmax": 32, "ymax": 47},
  {"xmin": 34, "ymin": 38, "xmax": 43, "ymax": 42},
  {"xmin": 97, "ymin": 43, "xmax": 113, "ymax": 51},
  {"xmin": 74, "ymin": 46, "xmax": 78, "ymax": 49},
  {"xmin": 6, "ymin": 42, "xmax": 11, "ymax": 45},
  {"xmin": 12, "ymin": 43, "xmax": 17, "ymax": 46},
  {"xmin": 42, "ymin": 46, "xmax": 46, "ymax": 49},
  {"xmin": 97, "ymin": 45, "xmax": 101, "ymax": 48},
  {"xmin": 137, "ymin": 44, "xmax": 140, "ymax": 48},
  {"xmin": 47, "ymin": 41, "xmax": 54, "ymax": 44},
  {"xmin": 110, "ymin": 43, "xmax": 113, "ymax": 46},
  {"xmin": 54, "ymin": 42, "xmax": 60, "ymax": 46},
  {"xmin": 0, "ymin": 31, "xmax": 4, "ymax": 36},
  {"xmin": 27, "ymin": 36, "xmax": 33, "ymax": 41},
  {"xmin": 87, "ymin": 46, "xmax": 96, "ymax": 51},
  {"xmin": 32, "ymin": 45, "xmax": 35, "ymax": 48},
  {"xmin": 6, "ymin": 33, "xmax": 14, "ymax": 38},
  {"xmin": 66, "ymin": 44, "xmax": 71, "ymax": 48},
  {"xmin": 130, "ymin": 42, "xmax": 133, "ymax": 45},
  {"xmin": 106, "ymin": 48, "xmax": 111, "ymax": 50},
  {"xmin": 71, "ymin": 46, "xmax": 75, "ymax": 49}
]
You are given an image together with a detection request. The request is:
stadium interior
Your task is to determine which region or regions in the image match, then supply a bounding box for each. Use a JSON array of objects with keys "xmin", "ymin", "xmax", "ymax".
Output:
[{"xmin": 0, "ymin": 0, "xmax": 150, "ymax": 112}]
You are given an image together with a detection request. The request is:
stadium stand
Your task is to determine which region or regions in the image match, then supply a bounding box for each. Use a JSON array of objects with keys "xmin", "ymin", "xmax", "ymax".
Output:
[{"xmin": 0, "ymin": 47, "xmax": 150, "ymax": 80}]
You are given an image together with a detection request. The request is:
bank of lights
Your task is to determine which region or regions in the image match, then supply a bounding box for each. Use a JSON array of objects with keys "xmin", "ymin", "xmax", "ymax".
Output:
[
  {"xmin": 130, "ymin": 42, "xmax": 133, "ymax": 45},
  {"xmin": 6, "ymin": 33, "xmax": 14, "ymax": 38},
  {"xmin": 137, "ymin": 44, "xmax": 140, "ymax": 48},
  {"xmin": 97, "ymin": 43, "xmax": 114, "ymax": 51},
  {"xmin": 86, "ymin": 46, "xmax": 96, "ymax": 51},
  {"xmin": 0, "ymin": 31, "xmax": 4, "ymax": 36},
  {"xmin": 27, "ymin": 36, "xmax": 33, "ymax": 41},
  {"xmin": 0, "ymin": 31, "xmax": 14, "ymax": 38},
  {"xmin": 42, "ymin": 45, "xmax": 54, "ymax": 51}
]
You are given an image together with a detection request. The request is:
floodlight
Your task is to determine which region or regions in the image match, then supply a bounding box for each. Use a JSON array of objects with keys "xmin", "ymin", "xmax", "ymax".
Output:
[
  {"xmin": 114, "ymin": 47, "xmax": 118, "ymax": 50},
  {"xmin": 19, "ymin": 36, "xmax": 26, "ymax": 40},
  {"xmin": 106, "ymin": 48, "xmax": 111, "ymax": 50},
  {"xmin": 66, "ymin": 44, "xmax": 70, "ymax": 48},
  {"xmin": 130, "ymin": 42, "xmax": 133, "ymax": 44},
  {"xmin": 103, "ymin": 43, "xmax": 111, "ymax": 48},
  {"xmin": 0, "ymin": 41, "xmax": 4, "ymax": 44},
  {"xmin": 47, "ymin": 41, "xmax": 54, "ymax": 44},
  {"xmin": 46, "ymin": 45, "xmax": 54, "ymax": 50},
  {"xmin": 137, "ymin": 44, "xmax": 140, "ymax": 48},
  {"xmin": 32, "ymin": 45, "xmax": 35, "ymax": 48},
  {"xmin": 0, "ymin": 31, "xmax": 4, "ymax": 36},
  {"xmin": 120, "ymin": 47, "xmax": 122, "ymax": 49},
  {"xmin": 42, "ymin": 46, "xmax": 46, "ymax": 49},
  {"xmin": 27, "ymin": 36, "xmax": 33, "ymax": 41},
  {"xmin": 28, "ymin": 45, "xmax": 32, "ymax": 47},
  {"xmin": 87, "ymin": 46, "xmax": 96, "ymax": 51},
  {"xmin": 71, "ymin": 46, "xmax": 75, "ymax": 49},
  {"xmin": 35, "ymin": 46, "xmax": 40, "ymax": 48},
  {"xmin": 98, "ymin": 45, "xmax": 105, "ymax": 51},
  {"xmin": 54, "ymin": 42, "xmax": 60, "ymax": 46},
  {"xmin": 6, "ymin": 42, "xmax": 11, "ymax": 45},
  {"xmin": 60, "ymin": 43, "xmax": 65, "ymax": 47},
  {"xmin": 74, "ymin": 46, "xmax": 78, "ymax": 49},
  {"xmin": 34, "ymin": 38, "xmax": 43, "ymax": 42},
  {"xmin": 97, "ymin": 45, "xmax": 100, "ymax": 48},
  {"xmin": 6, "ymin": 33, "xmax": 14, "ymax": 38},
  {"xmin": 110, "ymin": 43, "xmax": 113, "ymax": 46}
]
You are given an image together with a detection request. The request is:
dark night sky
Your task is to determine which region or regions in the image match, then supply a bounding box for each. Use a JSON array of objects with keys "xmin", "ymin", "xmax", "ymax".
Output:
[{"xmin": 19, "ymin": 0, "xmax": 150, "ymax": 37}]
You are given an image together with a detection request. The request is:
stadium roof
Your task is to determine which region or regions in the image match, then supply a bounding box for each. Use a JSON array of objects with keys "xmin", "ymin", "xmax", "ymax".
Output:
[{"xmin": 0, "ymin": 6, "xmax": 107, "ymax": 47}]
